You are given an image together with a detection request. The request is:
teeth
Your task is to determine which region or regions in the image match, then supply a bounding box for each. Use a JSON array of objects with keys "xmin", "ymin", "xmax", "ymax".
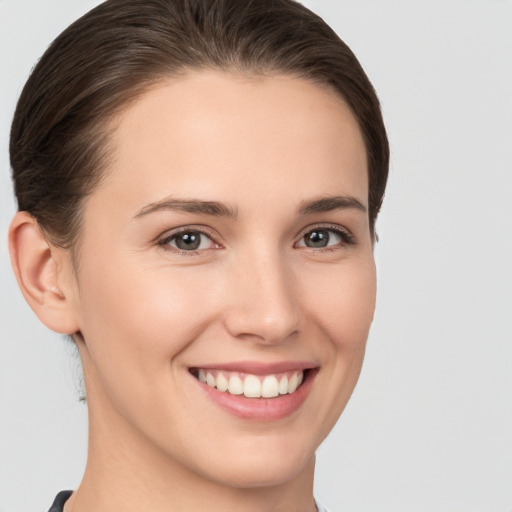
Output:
[
  {"xmin": 206, "ymin": 372, "xmax": 216, "ymax": 387},
  {"xmin": 216, "ymin": 372, "xmax": 229, "ymax": 392},
  {"xmin": 228, "ymin": 375, "xmax": 243, "ymax": 395},
  {"xmin": 197, "ymin": 369, "xmax": 305, "ymax": 398},
  {"xmin": 278, "ymin": 375, "xmax": 289, "ymax": 395},
  {"xmin": 261, "ymin": 375, "xmax": 279, "ymax": 398},
  {"xmin": 243, "ymin": 375, "xmax": 261, "ymax": 398},
  {"xmin": 288, "ymin": 372, "xmax": 299, "ymax": 393}
]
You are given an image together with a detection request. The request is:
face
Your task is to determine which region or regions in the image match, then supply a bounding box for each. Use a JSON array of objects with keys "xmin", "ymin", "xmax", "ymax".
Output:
[{"xmin": 67, "ymin": 71, "xmax": 376, "ymax": 488}]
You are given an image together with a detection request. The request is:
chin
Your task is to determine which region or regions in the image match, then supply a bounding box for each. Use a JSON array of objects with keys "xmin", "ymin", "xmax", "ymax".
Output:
[
  {"xmin": 207, "ymin": 456, "xmax": 313, "ymax": 489},
  {"xmin": 186, "ymin": 431, "xmax": 318, "ymax": 489}
]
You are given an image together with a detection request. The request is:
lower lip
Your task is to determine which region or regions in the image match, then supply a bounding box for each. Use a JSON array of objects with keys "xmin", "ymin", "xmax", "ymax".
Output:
[{"xmin": 195, "ymin": 370, "xmax": 316, "ymax": 421}]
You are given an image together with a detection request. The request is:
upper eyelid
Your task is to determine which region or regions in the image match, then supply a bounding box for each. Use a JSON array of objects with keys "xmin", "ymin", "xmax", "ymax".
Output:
[
  {"xmin": 295, "ymin": 222, "xmax": 353, "ymax": 239},
  {"xmin": 157, "ymin": 225, "xmax": 219, "ymax": 243},
  {"xmin": 294, "ymin": 224, "xmax": 356, "ymax": 249},
  {"xmin": 157, "ymin": 227, "xmax": 222, "ymax": 256}
]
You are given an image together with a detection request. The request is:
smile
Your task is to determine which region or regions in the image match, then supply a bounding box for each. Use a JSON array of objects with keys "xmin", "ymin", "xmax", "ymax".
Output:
[
  {"xmin": 194, "ymin": 369, "xmax": 305, "ymax": 398},
  {"xmin": 189, "ymin": 364, "xmax": 317, "ymax": 421}
]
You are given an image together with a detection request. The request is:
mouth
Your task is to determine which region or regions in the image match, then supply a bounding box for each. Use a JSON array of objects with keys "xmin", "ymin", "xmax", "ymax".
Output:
[
  {"xmin": 189, "ymin": 368, "xmax": 308, "ymax": 398},
  {"xmin": 189, "ymin": 364, "xmax": 317, "ymax": 420}
]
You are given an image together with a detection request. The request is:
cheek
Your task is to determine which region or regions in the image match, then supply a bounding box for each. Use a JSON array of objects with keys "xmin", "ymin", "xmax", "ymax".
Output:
[
  {"xmin": 297, "ymin": 255, "xmax": 376, "ymax": 438},
  {"xmin": 75, "ymin": 256, "xmax": 224, "ymax": 370},
  {"xmin": 304, "ymin": 257, "xmax": 377, "ymax": 350},
  {"xmin": 73, "ymin": 257, "xmax": 227, "ymax": 432}
]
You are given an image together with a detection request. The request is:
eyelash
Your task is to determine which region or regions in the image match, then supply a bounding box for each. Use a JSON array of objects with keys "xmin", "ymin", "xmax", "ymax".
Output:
[
  {"xmin": 295, "ymin": 224, "xmax": 356, "ymax": 251},
  {"xmin": 157, "ymin": 227, "xmax": 219, "ymax": 256},
  {"xmin": 157, "ymin": 224, "xmax": 356, "ymax": 256}
]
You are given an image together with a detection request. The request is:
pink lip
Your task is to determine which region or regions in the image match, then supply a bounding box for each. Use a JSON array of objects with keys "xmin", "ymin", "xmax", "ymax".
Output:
[
  {"xmin": 191, "ymin": 360, "xmax": 315, "ymax": 375},
  {"xmin": 190, "ymin": 362, "xmax": 318, "ymax": 421}
]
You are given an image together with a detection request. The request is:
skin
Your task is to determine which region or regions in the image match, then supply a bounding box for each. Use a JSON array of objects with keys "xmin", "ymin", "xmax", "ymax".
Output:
[{"xmin": 10, "ymin": 71, "xmax": 376, "ymax": 512}]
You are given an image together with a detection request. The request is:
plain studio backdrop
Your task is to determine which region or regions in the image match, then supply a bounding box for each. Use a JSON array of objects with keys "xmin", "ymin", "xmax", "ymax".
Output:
[{"xmin": 0, "ymin": 1, "xmax": 511, "ymax": 511}]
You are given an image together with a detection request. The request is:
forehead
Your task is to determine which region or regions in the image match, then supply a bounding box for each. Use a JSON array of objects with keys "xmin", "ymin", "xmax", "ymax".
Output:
[{"xmin": 92, "ymin": 71, "xmax": 368, "ymax": 215}]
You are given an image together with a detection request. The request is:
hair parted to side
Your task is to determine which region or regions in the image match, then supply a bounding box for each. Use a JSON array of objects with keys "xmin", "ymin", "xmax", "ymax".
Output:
[{"xmin": 10, "ymin": 0, "xmax": 389, "ymax": 249}]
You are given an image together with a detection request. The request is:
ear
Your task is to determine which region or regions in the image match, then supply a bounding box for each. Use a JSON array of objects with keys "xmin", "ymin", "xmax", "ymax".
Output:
[{"xmin": 8, "ymin": 211, "xmax": 80, "ymax": 335}]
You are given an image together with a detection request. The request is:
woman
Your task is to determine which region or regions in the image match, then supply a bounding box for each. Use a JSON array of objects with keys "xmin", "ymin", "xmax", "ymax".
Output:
[{"xmin": 8, "ymin": 1, "xmax": 389, "ymax": 511}]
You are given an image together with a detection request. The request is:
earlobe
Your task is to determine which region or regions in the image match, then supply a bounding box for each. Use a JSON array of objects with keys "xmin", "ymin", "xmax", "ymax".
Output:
[{"xmin": 8, "ymin": 211, "xmax": 79, "ymax": 335}]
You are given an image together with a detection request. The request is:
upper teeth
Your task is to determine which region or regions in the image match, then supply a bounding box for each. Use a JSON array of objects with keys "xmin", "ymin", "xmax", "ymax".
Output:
[{"xmin": 197, "ymin": 369, "xmax": 304, "ymax": 398}]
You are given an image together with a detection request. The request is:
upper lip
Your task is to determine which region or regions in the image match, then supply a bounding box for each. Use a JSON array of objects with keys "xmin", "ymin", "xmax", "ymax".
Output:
[{"xmin": 189, "ymin": 360, "xmax": 317, "ymax": 375}]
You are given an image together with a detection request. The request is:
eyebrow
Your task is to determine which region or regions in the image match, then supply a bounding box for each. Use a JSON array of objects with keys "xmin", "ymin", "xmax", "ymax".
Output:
[
  {"xmin": 298, "ymin": 195, "xmax": 367, "ymax": 215},
  {"xmin": 133, "ymin": 197, "xmax": 238, "ymax": 220},
  {"xmin": 133, "ymin": 194, "xmax": 366, "ymax": 221}
]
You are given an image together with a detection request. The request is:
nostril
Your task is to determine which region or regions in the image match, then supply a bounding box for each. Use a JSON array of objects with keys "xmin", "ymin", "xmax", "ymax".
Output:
[{"xmin": 224, "ymin": 314, "xmax": 300, "ymax": 346}]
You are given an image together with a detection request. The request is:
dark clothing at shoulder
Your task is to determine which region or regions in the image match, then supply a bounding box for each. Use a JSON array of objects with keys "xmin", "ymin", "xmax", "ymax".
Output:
[
  {"xmin": 47, "ymin": 490, "xmax": 332, "ymax": 511},
  {"xmin": 47, "ymin": 491, "xmax": 72, "ymax": 512}
]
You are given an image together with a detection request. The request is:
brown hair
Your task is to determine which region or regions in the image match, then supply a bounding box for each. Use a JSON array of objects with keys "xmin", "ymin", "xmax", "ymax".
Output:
[{"xmin": 10, "ymin": 0, "xmax": 389, "ymax": 248}]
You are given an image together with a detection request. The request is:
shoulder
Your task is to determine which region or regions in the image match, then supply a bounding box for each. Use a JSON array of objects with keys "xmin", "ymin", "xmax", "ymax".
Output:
[
  {"xmin": 47, "ymin": 491, "xmax": 72, "ymax": 512},
  {"xmin": 47, "ymin": 492, "xmax": 332, "ymax": 511},
  {"xmin": 316, "ymin": 498, "xmax": 334, "ymax": 512}
]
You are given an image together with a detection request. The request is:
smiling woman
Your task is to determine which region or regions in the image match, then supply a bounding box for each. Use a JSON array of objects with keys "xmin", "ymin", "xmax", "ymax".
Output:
[{"xmin": 7, "ymin": 1, "xmax": 388, "ymax": 512}]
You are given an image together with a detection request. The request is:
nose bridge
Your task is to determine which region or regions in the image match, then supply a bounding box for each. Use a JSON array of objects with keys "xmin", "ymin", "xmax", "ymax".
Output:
[{"xmin": 224, "ymin": 243, "xmax": 299, "ymax": 344}]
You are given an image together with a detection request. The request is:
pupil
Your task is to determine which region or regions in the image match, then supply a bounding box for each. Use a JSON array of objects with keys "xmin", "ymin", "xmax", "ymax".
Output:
[
  {"xmin": 306, "ymin": 230, "xmax": 329, "ymax": 248},
  {"xmin": 176, "ymin": 232, "xmax": 200, "ymax": 250}
]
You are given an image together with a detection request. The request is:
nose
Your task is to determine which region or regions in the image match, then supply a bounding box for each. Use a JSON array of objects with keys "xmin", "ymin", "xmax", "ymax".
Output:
[{"xmin": 222, "ymin": 249, "xmax": 300, "ymax": 345}]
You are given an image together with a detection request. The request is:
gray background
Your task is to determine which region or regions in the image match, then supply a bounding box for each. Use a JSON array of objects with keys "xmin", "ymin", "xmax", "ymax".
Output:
[{"xmin": 1, "ymin": 1, "xmax": 511, "ymax": 511}]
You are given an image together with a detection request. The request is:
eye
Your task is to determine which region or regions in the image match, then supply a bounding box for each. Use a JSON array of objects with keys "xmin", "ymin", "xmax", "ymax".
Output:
[
  {"xmin": 296, "ymin": 226, "xmax": 354, "ymax": 249},
  {"xmin": 159, "ymin": 229, "xmax": 217, "ymax": 252}
]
